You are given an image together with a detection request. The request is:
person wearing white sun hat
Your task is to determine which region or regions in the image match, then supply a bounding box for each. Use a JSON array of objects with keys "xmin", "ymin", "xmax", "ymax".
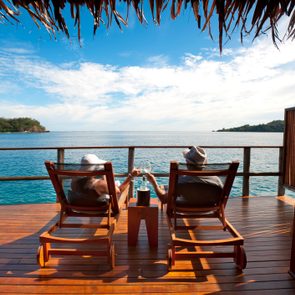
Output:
[
  {"xmin": 69, "ymin": 154, "xmax": 141, "ymax": 206},
  {"xmin": 146, "ymin": 146, "xmax": 223, "ymax": 204}
]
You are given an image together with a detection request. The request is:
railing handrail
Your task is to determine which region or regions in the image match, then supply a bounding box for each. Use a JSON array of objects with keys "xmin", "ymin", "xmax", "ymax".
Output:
[
  {"xmin": 0, "ymin": 145, "xmax": 282, "ymax": 150},
  {"xmin": 0, "ymin": 145, "xmax": 285, "ymax": 197}
]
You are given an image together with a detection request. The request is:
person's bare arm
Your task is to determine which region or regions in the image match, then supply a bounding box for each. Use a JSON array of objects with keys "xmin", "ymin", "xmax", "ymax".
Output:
[
  {"xmin": 118, "ymin": 168, "xmax": 141, "ymax": 193},
  {"xmin": 146, "ymin": 172, "xmax": 168, "ymax": 204},
  {"xmin": 94, "ymin": 169, "xmax": 140, "ymax": 198}
]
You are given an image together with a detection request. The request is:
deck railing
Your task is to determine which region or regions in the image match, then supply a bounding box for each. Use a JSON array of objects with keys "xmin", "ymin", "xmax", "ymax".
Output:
[{"xmin": 0, "ymin": 145, "xmax": 285, "ymax": 197}]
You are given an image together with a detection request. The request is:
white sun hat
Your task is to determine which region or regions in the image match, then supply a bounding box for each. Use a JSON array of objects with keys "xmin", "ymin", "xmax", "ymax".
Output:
[
  {"xmin": 182, "ymin": 146, "xmax": 208, "ymax": 165},
  {"xmin": 80, "ymin": 154, "xmax": 106, "ymax": 171}
]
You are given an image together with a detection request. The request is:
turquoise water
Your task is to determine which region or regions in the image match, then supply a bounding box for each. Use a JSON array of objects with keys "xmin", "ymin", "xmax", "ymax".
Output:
[{"xmin": 0, "ymin": 131, "xmax": 293, "ymax": 205}]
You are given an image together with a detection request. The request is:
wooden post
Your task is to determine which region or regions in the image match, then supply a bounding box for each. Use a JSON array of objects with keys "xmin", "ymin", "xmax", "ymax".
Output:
[
  {"xmin": 128, "ymin": 147, "xmax": 135, "ymax": 199},
  {"xmin": 57, "ymin": 148, "xmax": 64, "ymax": 163},
  {"xmin": 278, "ymin": 146, "xmax": 285, "ymax": 196},
  {"xmin": 290, "ymin": 207, "xmax": 295, "ymax": 278},
  {"xmin": 243, "ymin": 147, "xmax": 250, "ymax": 197},
  {"xmin": 56, "ymin": 148, "xmax": 65, "ymax": 202}
]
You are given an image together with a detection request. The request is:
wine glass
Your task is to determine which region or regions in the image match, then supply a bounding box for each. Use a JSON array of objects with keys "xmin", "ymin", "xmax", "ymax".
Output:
[{"xmin": 141, "ymin": 160, "xmax": 152, "ymax": 175}]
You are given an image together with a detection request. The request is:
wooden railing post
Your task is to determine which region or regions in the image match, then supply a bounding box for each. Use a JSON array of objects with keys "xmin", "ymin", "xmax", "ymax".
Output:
[
  {"xmin": 56, "ymin": 148, "xmax": 65, "ymax": 202},
  {"xmin": 243, "ymin": 147, "xmax": 250, "ymax": 197},
  {"xmin": 57, "ymin": 148, "xmax": 65, "ymax": 163},
  {"xmin": 128, "ymin": 147, "xmax": 135, "ymax": 199},
  {"xmin": 278, "ymin": 146, "xmax": 285, "ymax": 196},
  {"xmin": 290, "ymin": 207, "xmax": 295, "ymax": 278}
]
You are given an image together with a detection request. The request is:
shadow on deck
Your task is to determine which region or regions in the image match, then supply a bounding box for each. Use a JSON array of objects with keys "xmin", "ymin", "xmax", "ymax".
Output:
[{"xmin": 0, "ymin": 196, "xmax": 294, "ymax": 294}]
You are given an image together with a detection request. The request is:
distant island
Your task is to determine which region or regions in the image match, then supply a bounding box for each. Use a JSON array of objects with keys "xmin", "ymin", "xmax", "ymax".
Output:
[
  {"xmin": 0, "ymin": 117, "xmax": 48, "ymax": 133},
  {"xmin": 216, "ymin": 120, "xmax": 284, "ymax": 132}
]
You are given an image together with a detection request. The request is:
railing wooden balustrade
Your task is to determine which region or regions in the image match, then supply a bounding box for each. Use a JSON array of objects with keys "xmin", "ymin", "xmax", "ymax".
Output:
[{"xmin": 0, "ymin": 145, "xmax": 285, "ymax": 197}]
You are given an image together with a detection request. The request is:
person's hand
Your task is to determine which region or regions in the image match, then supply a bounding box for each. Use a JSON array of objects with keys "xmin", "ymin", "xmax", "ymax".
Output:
[
  {"xmin": 130, "ymin": 168, "xmax": 141, "ymax": 178},
  {"xmin": 146, "ymin": 172, "xmax": 157, "ymax": 185}
]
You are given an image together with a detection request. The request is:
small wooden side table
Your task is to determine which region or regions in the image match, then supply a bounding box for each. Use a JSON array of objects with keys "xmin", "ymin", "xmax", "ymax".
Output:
[{"xmin": 128, "ymin": 198, "xmax": 158, "ymax": 248}]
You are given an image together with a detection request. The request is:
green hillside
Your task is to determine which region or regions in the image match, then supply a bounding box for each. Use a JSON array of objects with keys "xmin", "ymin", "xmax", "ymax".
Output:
[
  {"xmin": 217, "ymin": 120, "xmax": 284, "ymax": 132},
  {"xmin": 0, "ymin": 117, "xmax": 47, "ymax": 132}
]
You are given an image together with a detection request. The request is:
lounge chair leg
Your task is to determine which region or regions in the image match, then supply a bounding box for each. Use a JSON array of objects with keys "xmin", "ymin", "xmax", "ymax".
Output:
[
  {"xmin": 107, "ymin": 203, "xmax": 111, "ymax": 228},
  {"xmin": 167, "ymin": 247, "xmax": 173, "ymax": 271},
  {"xmin": 220, "ymin": 205, "xmax": 226, "ymax": 230},
  {"xmin": 43, "ymin": 242, "xmax": 50, "ymax": 262},
  {"xmin": 167, "ymin": 244, "xmax": 176, "ymax": 271},
  {"xmin": 37, "ymin": 245, "xmax": 46, "ymax": 268},
  {"xmin": 234, "ymin": 245, "xmax": 247, "ymax": 270},
  {"xmin": 109, "ymin": 244, "xmax": 115, "ymax": 270},
  {"xmin": 59, "ymin": 210, "xmax": 66, "ymax": 227}
]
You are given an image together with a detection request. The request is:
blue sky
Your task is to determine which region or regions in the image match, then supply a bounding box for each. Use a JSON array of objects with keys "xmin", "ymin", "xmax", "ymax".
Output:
[{"xmin": 0, "ymin": 5, "xmax": 294, "ymax": 131}]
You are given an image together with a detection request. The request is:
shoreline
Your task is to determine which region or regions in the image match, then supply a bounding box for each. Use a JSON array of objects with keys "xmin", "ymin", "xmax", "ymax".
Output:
[{"xmin": 0, "ymin": 130, "xmax": 49, "ymax": 133}]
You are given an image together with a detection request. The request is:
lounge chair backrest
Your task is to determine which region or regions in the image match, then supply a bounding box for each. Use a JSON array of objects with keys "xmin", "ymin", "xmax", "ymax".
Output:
[
  {"xmin": 166, "ymin": 161, "xmax": 239, "ymax": 216},
  {"xmin": 45, "ymin": 161, "xmax": 120, "ymax": 215}
]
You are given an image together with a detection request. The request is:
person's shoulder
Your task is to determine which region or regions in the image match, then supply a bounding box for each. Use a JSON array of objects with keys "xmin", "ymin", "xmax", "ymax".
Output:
[{"xmin": 202, "ymin": 176, "xmax": 223, "ymax": 187}]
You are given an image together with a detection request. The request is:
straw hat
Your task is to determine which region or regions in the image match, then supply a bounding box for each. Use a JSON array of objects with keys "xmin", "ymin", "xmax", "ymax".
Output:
[{"xmin": 182, "ymin": 146, "xmax": 207, "ymax": 164}]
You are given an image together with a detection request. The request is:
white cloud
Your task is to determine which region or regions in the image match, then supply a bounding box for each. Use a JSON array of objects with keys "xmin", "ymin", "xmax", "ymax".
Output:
[
  {"xmin": 0, "ymin": 35, "xmax": 294, "ymax": 131},
  {"xmin": 2, "ymin": 47, "xmax": 34, "ymax": 54},
  {"xmin": 183, "ymin": 53, "xmax": 203, "ymax": 66}
]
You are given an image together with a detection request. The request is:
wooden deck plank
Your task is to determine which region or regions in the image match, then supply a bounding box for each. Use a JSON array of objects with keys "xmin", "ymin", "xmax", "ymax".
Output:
[{"xmin": 0, "ymin": 196, "xmax": 294, "ymax": 294}]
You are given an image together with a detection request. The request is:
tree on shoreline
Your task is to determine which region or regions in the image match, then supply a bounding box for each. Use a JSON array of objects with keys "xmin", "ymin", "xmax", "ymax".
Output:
[
  {"xmin": 216, "ymin": 120, "xmax": 284, "ymax": 132},
  {"xmin": 0, "ymin": 117, "xmax": 47, "ymax": 132}
]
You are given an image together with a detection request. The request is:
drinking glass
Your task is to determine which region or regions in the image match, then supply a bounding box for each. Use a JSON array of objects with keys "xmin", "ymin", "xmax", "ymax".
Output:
[{"xmin": 141, "ymin": 161, "xmax": 152, "ymax": 175}]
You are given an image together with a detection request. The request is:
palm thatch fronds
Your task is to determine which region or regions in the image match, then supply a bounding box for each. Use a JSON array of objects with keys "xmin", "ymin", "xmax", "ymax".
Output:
[{"xmin": 0, "ymin": 0, "xmax": 294, "ymax": 51}]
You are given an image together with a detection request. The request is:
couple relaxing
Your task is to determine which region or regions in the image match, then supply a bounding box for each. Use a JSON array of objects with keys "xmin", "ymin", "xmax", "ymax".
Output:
[{"xmin": 70, "ymin": 146, "xmax": 222, "ymax": 206}]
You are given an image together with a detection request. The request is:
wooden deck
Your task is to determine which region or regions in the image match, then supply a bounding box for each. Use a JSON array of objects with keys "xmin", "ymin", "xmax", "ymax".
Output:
[{"xmin": 0, "ymin": 196, "xmax": 294, "ymax": 294}]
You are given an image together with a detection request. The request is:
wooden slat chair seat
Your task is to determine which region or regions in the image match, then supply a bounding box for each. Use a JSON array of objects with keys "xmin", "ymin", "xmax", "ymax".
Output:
[
  {"xmin": 166, "ymin": 161, "xmax": 247, "ymax": 271},
  {"xmin": 37, "ymin": 161, "xmax": 129, "ymax": 269}
]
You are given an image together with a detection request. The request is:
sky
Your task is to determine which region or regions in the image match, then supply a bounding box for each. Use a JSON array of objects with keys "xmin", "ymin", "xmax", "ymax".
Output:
[{"xmin": 0, "ymin": 5, "xmax": 294, "ymax": 132}]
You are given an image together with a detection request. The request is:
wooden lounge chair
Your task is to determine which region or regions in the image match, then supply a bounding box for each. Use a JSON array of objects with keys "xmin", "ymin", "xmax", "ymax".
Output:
[
  {"xmin": 37, "ymin": 161, "xmax": 129, "ymax": 269},
  {"xmin": 166, "ymin": 161, "xmax": 247, "ymax": 270}
]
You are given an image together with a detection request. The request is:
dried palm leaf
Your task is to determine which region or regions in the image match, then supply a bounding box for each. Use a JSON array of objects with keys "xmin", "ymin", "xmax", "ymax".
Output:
[{"xmin": 0, "ymin": 0, "xmax": 293, "ymax": 52}]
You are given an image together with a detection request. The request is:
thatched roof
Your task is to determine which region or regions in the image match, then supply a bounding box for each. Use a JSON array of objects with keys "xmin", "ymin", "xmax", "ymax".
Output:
[{"xmin": 0, "ymin": 1, "xmax": 294, "ymax": 51}]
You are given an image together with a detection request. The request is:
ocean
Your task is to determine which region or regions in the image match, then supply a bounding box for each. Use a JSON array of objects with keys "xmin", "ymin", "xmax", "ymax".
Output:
[{"xmin": 0, "ymin": 131, "xmax": 293, "ymax": 205}]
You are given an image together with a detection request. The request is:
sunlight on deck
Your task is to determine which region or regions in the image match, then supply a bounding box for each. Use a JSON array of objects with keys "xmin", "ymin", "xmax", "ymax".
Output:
[{"xmin": 0, "ymin": 196, "xmax": 294, "ymax": 294}]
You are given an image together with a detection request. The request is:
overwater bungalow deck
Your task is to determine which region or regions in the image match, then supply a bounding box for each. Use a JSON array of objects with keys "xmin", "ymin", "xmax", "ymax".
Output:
[{"xmin": 0, "ymin": 195, "xmax": 294, "ymax": 294}]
